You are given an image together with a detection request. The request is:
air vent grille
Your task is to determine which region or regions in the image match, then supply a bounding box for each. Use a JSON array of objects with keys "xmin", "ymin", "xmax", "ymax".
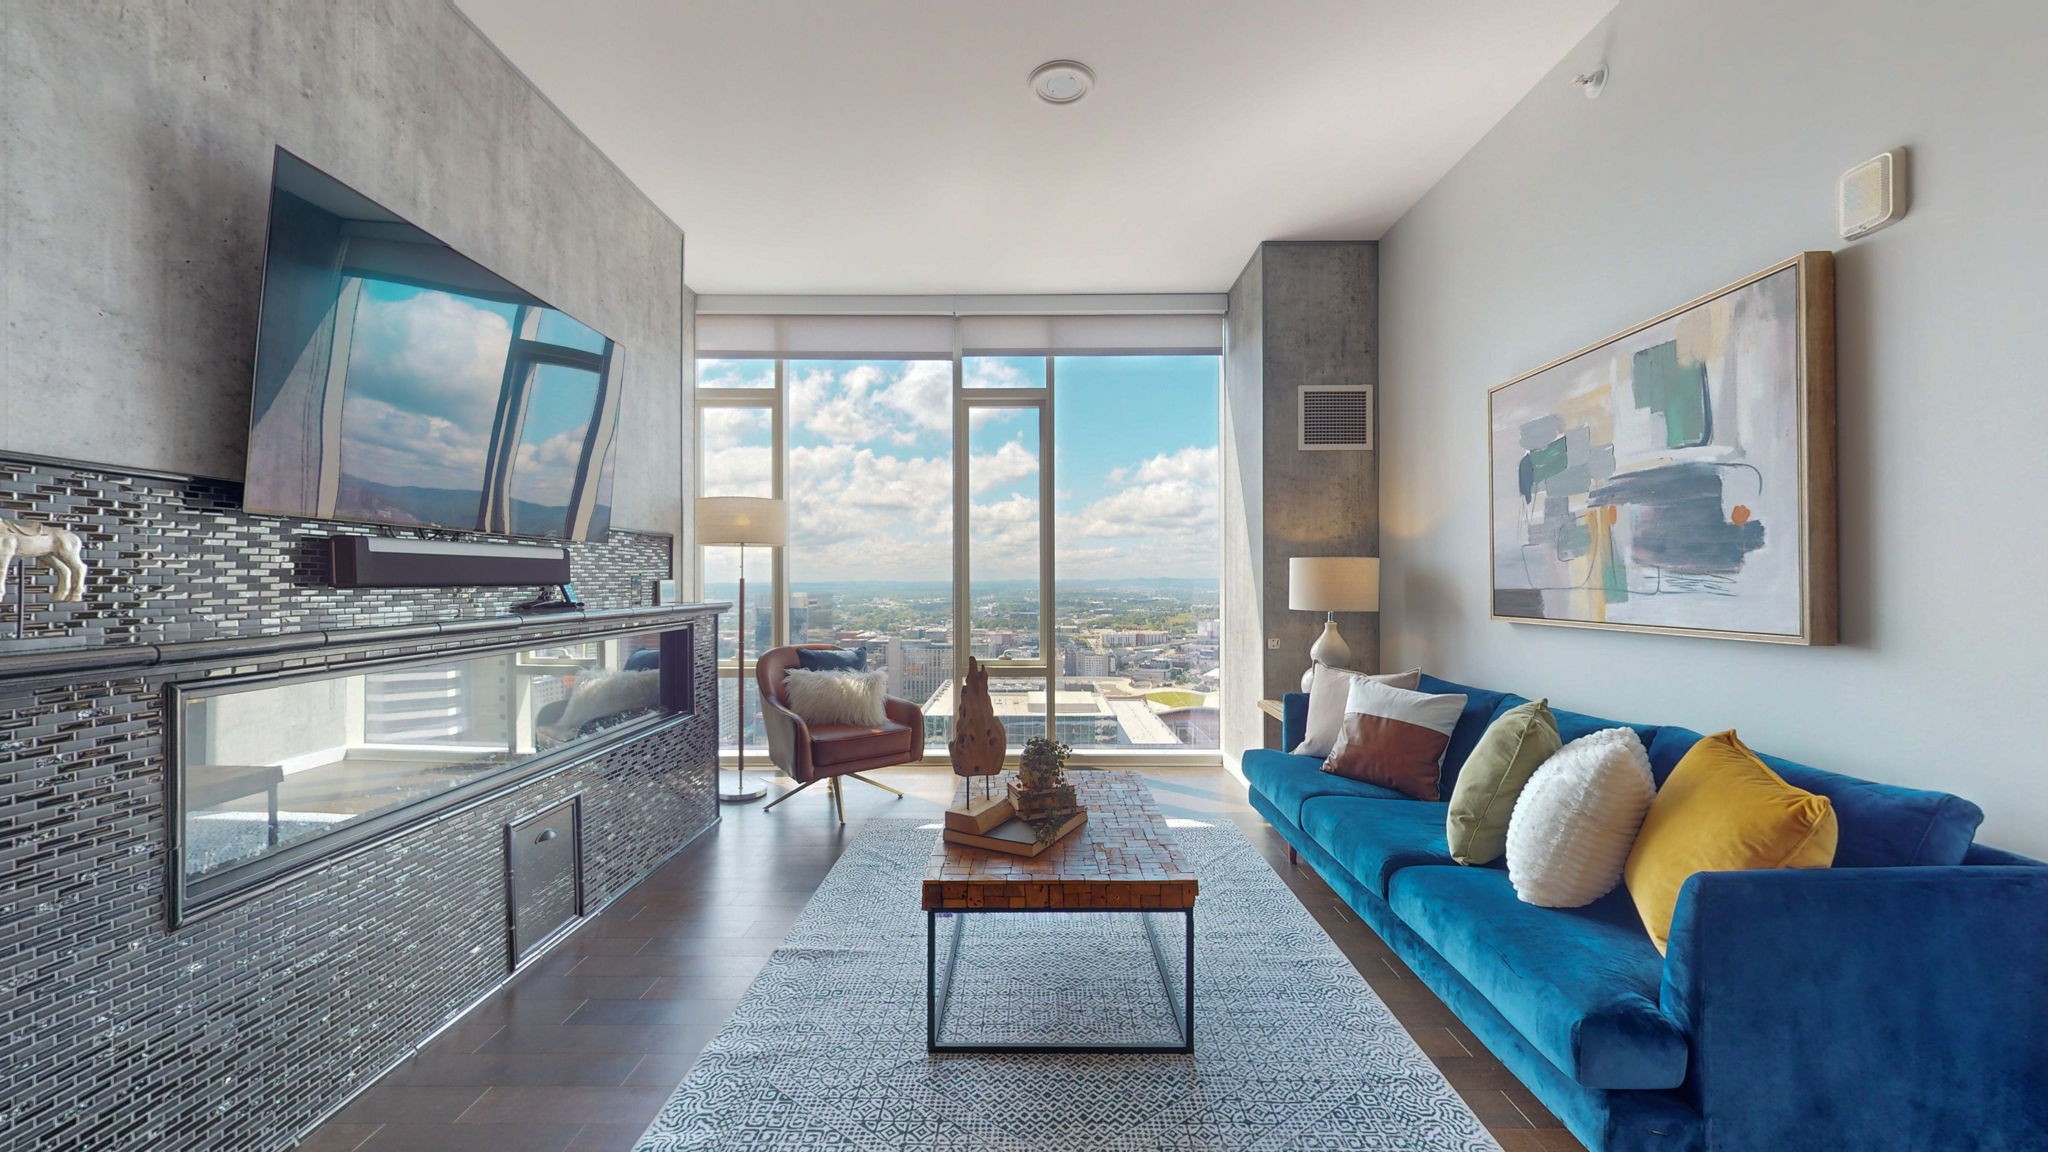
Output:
[{"xmin": 1299, "ymin": 385, "xmax": 1374, "ymax": 451}]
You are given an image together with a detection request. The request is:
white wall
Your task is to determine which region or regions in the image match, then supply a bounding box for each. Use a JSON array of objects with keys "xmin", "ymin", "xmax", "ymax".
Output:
[{"xmin": 1379, "ymin": 0, "xmax": 2048, "ymax": 854}]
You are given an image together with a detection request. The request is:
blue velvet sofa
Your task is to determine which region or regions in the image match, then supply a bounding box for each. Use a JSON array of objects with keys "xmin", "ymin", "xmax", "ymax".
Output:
[{"xmin": 1244, "ymin": 674, "xmax": 2048, "ymax": 1152}]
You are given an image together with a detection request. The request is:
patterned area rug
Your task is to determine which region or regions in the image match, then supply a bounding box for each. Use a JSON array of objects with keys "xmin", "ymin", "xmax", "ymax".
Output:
[{"xmin": 637, "ymin": 819, "xmax": 1499, "ymax": 1151}]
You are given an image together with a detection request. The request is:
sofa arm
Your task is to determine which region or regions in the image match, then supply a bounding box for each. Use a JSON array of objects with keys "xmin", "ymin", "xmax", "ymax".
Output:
[
  {"xmin": 1661, "ymin": 865, "xmax": 2048, "ymax": 1152},
  {"xmin": 1280, "ymin": 692, "xmax": 1309, "ymax": 753}
]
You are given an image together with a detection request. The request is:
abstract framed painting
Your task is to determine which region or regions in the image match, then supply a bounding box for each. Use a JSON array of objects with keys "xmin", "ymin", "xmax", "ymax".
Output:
[{"xmin": 1489, "ymin": 252, "xmax": 1836, "ymax": 644}]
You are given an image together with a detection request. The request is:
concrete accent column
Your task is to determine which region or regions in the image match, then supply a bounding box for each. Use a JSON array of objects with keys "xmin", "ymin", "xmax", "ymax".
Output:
[{"xmin": 1222, "ymin": 242, "xmax": 1379, "ymax": 765}]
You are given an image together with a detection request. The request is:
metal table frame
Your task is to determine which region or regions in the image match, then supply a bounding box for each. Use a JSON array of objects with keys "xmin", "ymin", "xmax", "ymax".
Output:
[{"xmin": 926, "ymin": 905, "xmax": 1195, "ymax": 1054}]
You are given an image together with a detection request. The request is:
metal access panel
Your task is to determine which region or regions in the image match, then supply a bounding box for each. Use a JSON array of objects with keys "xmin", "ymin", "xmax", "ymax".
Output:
[{"xmin": 506, "ymin": 796, "xmax": 584, "ymax": 968}]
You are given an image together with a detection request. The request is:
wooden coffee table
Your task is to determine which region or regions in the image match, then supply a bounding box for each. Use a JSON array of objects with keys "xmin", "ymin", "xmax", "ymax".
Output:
[{"xmin": 921, "ymin": 769, "xmax": 1198, "ymax": 1053}]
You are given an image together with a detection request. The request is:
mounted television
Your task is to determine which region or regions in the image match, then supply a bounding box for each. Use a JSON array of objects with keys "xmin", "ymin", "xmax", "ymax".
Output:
[{"xmin": 244, "ymin": 148, "xmax": 619, "ymax": 540}]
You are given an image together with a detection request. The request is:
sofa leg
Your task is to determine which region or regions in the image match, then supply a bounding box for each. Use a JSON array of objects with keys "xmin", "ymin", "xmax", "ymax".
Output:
[{"xmin": 1288, "ymin": 845, "xmax": 1297, "ymax": 868}]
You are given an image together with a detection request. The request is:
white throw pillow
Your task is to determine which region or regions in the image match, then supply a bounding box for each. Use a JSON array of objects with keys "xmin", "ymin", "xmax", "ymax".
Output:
[
  {"xmin": 783, "ymin": 668, "xmax": 888, "ymax": 727},
  {"xmin": 1293, "ymin": 664, "xmax": 1423, "ymax": 757},
  {"xmin": 554, "ymin": 670, "xmax": 661, "ymax": 731},
  {"xmin": 1504, "ymin": 728, "xmax": 1656, "ymax": 908}
]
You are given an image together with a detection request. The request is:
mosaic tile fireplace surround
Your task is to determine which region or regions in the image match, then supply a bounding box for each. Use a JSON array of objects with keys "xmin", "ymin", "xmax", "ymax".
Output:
[{"xmin": 0, "ymin": 453, "xmax": 720, "ymax": 1152}]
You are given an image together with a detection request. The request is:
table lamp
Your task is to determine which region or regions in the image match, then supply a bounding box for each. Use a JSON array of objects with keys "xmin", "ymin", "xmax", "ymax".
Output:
[
  {"xmin": 696, "ymin": 496, "xmax": 788, "ymax": 802},
  {"xmin": 1289, "ymin": 556, "xmax": 1380, "ymax": 691}
]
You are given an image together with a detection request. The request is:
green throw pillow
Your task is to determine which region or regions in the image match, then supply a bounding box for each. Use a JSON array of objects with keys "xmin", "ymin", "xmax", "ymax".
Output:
[{"xmin": 1446, "ymin": 699, "xmax": 1561, "ymax": 866}]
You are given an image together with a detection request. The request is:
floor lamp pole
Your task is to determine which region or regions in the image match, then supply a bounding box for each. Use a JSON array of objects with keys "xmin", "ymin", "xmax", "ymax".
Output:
[{"xmin": 721, "ymin": 541, "xmax": 766, "ymax": 803}]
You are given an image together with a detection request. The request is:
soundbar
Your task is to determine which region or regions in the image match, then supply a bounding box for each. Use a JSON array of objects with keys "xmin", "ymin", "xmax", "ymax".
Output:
[{"xmin": 324, "ymin": 536, "xmax": 572, "ymax": 589}]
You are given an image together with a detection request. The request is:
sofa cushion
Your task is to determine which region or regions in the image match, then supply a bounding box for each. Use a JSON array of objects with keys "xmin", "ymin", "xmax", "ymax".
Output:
[
  {"xmin": 1242, "ymin": 748, "xmax": 1408, "ymax": 826},
  {"xmin": 1626, "ymin": 730, "xmax": 1838, "ymax": 953},
  {"xmin": 1300, "ymin": 796, "xmax": 1459, "ymax": 897},
  {"xmin": 1647, "ymin": 727, "xmax": 1983, "ymax": 867},
  {"xmin": 1387, "ymin": 865, "xmax": 1690, "ymax": 1090},
  {"xmin": 1414, "ymin": 675, "xmax": 1508, "ymax": 789},
  {"xmin": 1447, "ymin": 698, "xmax": 1561, "ymax": 867},
  {"xmin": 1323, "ymin": 679, "xmax": 1467, "ymax": 800},
  {"xmin": 808, "ymin": 720, "xmax": 915, "ymax": 767}
]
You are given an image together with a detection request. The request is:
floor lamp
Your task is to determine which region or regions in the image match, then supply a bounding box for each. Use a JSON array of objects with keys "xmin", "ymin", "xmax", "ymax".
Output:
[{"xmin": 696, "ymin": 496, "xmax": 788, "ymax": 803}]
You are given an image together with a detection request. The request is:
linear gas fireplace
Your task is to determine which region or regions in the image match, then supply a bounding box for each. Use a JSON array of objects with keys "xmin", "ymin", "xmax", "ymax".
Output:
[{"xmin": 167, "ymin": 617, "xmax": 698, "ymax": 921}]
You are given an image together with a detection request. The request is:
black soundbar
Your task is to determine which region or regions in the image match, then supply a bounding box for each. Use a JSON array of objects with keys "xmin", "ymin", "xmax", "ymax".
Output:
[{"xmin": 325, "ymin": 536, "xmax": 572, "ymax": 589}]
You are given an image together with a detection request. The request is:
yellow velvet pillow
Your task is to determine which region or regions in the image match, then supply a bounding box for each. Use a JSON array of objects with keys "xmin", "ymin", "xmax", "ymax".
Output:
[{"xmin": 1625, "ymin": 730, "xmax": 1838, "ymax": 953}]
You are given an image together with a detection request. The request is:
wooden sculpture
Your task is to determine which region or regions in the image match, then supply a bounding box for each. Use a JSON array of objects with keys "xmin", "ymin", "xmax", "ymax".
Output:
[
  {"xmin": 947, "ymin": 657, "xmax": 1005, "ymax": 801},
  {"xmin": 0, "ymin": 520, "xmax": 87, "ymax": 602}
]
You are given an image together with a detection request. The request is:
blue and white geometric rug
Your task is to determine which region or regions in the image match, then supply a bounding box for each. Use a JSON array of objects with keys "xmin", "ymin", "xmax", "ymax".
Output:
[{"xmin": 636, "ymin": 819, "xmax": 1499, "ymax": 1151}]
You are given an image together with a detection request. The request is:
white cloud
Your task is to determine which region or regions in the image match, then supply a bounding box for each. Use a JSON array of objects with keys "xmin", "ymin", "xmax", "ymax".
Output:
[
  {"xmin": 1057, "ymin": 446, "xmax": 1221, "ymax": 579},
  {"xmin": 339, "ymin": 395, "xmax": 489, "ymax": 491},
  {"xmin": 968, "ymin": 440, "xmax": 1037, "ymax": 494},
  {"xmin": 698, "ymin": 359, "xmax": 774, "ymax": 388},
  {"xmin": 963, "ymin": 359, "xmax": 1030, "ymax": 389},
  {"xmin": 1108, "ymin": 445, "xmax": 1218, "ymax": 486},
  {"xmin": 348, "ymin": 289, "xmax": 511, "ymax": 429}
]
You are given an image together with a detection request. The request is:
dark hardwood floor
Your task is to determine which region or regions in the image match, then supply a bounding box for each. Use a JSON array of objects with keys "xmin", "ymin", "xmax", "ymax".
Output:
[{"xmin": 295, "ymin": 763, "xmax": 1585, "ymax": 1152}]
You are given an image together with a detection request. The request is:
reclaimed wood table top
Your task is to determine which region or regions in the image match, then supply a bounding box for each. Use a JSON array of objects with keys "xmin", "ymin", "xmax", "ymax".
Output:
[{"xmin": 922, "ymin": 769, "xmax": 1198, "ymax": 912}]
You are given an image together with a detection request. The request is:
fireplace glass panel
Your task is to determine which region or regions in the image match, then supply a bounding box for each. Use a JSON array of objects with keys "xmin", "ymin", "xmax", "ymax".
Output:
[{"xmin": 177, "ymin": 629, "xmax": 673, "ymax": 895}]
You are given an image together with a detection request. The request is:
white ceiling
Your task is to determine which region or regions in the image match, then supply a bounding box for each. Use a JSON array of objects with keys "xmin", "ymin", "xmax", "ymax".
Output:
[{"xmin": 455, "ymin": 0, "xmax": 1614, "ymax": 295}]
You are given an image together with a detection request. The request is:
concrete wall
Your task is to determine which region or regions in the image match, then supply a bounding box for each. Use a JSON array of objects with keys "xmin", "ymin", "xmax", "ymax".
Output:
[
  {"xmin": 1378, "ymin": 0, "xmax": 2048, "ymax": 853},
  {"xmin": 1, "ymin": 0, "xmax": 687, "ymax": 557},
  {"xmin": 1220, "ymin": 250, "xmax": 1266, "ymax": 761},
  {"xmin": 1222, "ymin": 242, "xmax": 1379, "ymax": 763}
]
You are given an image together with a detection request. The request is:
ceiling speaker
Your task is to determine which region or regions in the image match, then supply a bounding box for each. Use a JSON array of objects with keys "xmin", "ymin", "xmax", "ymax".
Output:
[
  {"xmin": 1299, "ymin": 386, "xmax": 1374, "ymax": 451},
  {"xmin": 1840, "ymin": 148, "xmax": 1908, "ymax": 241}
]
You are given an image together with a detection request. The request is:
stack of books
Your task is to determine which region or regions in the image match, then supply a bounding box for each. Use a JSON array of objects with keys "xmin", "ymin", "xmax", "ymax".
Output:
[{"xmin": 941, "ymin": 788, "xmax": 1087, "ymax": 858}]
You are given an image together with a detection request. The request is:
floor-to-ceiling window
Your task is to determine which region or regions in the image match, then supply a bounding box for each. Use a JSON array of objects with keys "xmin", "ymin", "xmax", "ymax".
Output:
[
  {"xmin": 1051, "ymin": 355, "xmax": 1222, "ymax": 750},
  {"xmin": 784, "ymin": 359, "xmax": 956, "ymax": 742},
  {"xmin": 695, "ymin": 309, "xmax": 1222, "ymax": 761},
  {"xmin": 695, "ymin": 358, "xmax": 776, "ymax": 756}
]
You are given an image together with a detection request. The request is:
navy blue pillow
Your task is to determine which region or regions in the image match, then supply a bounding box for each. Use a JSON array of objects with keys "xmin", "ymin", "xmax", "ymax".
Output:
[
  {"xmin": 624, "ymin": 649, "xmax": 661, "ymax": 671},
  {"xmin": 796, "ymin": 646, "xmax": 867, "ymax": 671}
]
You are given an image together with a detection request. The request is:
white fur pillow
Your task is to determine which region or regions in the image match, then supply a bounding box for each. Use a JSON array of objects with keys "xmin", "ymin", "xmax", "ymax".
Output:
[
  {"xmin": 555, "ymin": 670, "xmax": 661, "ymax": 730},
  {"xmin": 783, "ymin": 668, "xmax": 887, "ymax": 727},
  {"xmin": 1504, "ymin": 728, "xmax": 1656, "ymax": 908},
  {"xmin": 1293, "ymin": 665, "xmax": 1423, "ymax": 757}
]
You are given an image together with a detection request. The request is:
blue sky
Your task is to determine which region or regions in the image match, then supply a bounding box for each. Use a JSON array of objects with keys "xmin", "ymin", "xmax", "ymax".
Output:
[
  {"xmin": 699, "ymin": 355, "xmax": 1219, "ymax": 583},
  {"xmin": 338, "ymin": 280, "xmax": 605, "ymax": 509}
]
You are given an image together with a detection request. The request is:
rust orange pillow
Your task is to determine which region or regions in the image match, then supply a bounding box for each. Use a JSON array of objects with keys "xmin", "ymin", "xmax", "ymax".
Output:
[
  {"xmin": 1322, "ymin": 678, "xmax": 1467, "ymax": 800},
  {"xmin": 1624, "ymin": 729, "xmax": 1838, "ymax": 953}
]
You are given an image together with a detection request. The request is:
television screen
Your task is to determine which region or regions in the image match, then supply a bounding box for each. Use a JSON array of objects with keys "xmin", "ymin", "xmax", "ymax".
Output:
[{"xmin": 244, "ymin": 148, "xmax": 619, "ymax": 540}]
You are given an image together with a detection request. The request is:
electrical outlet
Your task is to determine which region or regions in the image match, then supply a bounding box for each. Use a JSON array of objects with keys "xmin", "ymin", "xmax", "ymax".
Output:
[{"xmin": 1266, "ymin": 638, "xmax": 1280, "ymax": 649}]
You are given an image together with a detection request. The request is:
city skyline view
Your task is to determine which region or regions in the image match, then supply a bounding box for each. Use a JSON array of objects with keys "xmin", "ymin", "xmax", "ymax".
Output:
[
  {"xmin": 699, "ymin": 355, "xmax": 1221, "ymax": 582},
  {"xmin": 699, "ymin": 353, "xmax": 1222, "ymax": 752}
]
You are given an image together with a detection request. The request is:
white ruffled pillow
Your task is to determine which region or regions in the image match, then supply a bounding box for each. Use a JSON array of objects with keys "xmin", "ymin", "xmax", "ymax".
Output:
[
  {"xmin": 1504, "ymin": 727, "xmax": 1656, "ymax": 908},
  {"xmin": 783, "ymin": 668, "xmax": 887, "ymax": 727}
]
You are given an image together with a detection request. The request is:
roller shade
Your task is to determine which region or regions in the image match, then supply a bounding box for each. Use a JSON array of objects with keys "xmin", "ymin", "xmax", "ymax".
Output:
[
  {"xmin": 697, "ymin": 311, "xmax": 1223, "ymax": 359},
  {"xmin": 695, "ymin": 314, "xmax": 955, "ymax": 359},
  {"xmin": 959, "ymin": 314, "xmax": 1221, "ymax": 355}
]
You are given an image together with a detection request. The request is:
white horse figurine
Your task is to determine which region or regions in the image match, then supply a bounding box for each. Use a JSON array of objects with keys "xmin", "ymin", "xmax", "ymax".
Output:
[{"xmin": 0, "ymin": 520, "xmax": 87, "ymax": 602}]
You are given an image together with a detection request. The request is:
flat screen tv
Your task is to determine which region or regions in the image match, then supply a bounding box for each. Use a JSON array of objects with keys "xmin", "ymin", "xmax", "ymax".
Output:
[{"xmin": 244, "ymin": 148, "xmax": 619, "ymax": 540}]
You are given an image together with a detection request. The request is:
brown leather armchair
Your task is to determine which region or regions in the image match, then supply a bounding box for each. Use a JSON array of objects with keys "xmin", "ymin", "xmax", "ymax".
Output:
[{"xmin": 756, "ymin": 645, "xmax": 921, "ymax": 822}]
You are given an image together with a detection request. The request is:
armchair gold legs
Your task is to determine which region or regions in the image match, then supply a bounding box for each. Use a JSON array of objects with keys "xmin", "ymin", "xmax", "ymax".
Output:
[
  {"xmin": 845, "ymin": 773, "xmax": 905, "ymax": 798},
  {"xmin": 763, "ymin": 772, "xmax": 905, "ymax": 823},
  {"xmin": 762, "ymin": 777, "xmax": 820, "ymax": 812}
]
